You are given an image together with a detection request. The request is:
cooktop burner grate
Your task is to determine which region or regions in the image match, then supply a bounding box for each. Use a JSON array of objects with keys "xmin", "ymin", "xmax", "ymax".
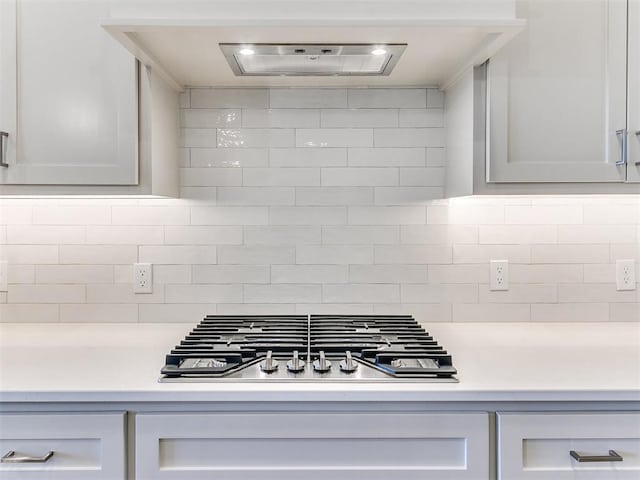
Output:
[{"xmin": 160, "ymin": 314, "xmax": 457, "ymax": 382}]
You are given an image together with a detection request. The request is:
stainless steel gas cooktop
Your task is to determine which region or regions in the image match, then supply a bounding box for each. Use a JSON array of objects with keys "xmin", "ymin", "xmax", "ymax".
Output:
[{"xmin": 160, "ymin": 314, "xmax": 457, "ymax": 383}]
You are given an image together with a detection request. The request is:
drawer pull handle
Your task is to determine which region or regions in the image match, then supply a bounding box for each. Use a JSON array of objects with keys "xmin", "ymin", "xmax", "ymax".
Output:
[
  {"xmin": 570, "ymin": 449, "xmax": 623, "ymax": 463},
  {"xmin": 1, "ymin": 450, "xmax": 54, "ymax": 463}
]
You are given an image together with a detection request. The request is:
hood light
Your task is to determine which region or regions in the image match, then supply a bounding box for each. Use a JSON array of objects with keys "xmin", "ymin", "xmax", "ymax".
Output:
[
  {"xmin": 239, "ymin": 48, "xmax": 255, "ymax": 56},
  {"xmin": 371, "ymin": 48, "xmax": 388, "ymax": 56}
]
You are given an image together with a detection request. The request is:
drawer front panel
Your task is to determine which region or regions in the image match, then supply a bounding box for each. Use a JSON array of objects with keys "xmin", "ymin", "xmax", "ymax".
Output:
[
  {"xmin": 137, "ymin": 412, "xmax": 489, "ymax": 480},
  {"xmin": 498, "ymin": 412, "xmax": 640, "ymax": 480},
  {"xmin": 0, "ymin": 412, "xmax": 126, "ymax": 480}
]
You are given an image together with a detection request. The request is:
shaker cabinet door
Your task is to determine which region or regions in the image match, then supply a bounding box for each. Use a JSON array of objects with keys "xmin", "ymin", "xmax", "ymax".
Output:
[
  {"xmin": 0, "ymin": 0, "xmax": 137, "ymax": 185},
  {"xmin": 487, "ymin": 0, "xmax": 627, "ymax": 183},
  {"xmin": 136, "ymin": 412, "xmax": 489, "ymax": 480},
  {"xmin": 627, "ymin": 0, "xmax": 640, "ymax": 182}
]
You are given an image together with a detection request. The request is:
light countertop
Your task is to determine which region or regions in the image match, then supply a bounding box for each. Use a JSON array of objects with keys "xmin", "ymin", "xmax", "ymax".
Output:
[{"xmin": 1, "ymin": 322, "xmax": 639, "ymax": 403}]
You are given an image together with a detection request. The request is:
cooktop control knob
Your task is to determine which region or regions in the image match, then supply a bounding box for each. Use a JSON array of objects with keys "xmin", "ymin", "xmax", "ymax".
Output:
[
  {"xmin": 286, "ymin": 350, "xmax": 305, "ymax": 373},
  {"xmin": 260, "ymin": 350, "xmax": 278, "ymax": 373},
  {"xmin": 312, "ymin": 350, "xmax": 331, "ymax": 373},
  {"xmin": 339, "ymin": 350, "xmax": 357, "ymax": 373}
]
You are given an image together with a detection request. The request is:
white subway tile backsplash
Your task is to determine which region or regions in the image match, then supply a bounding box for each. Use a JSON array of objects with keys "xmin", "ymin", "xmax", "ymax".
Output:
[
  {"xmin": 190, "ymin": 148, "xmax": 268, "ymax": 168},
  {"xmin": 323, "ymin": 283, "xmax": 400, "ymax": 303},
  {"xmin": 181, "ymin": 128, "xmax": 217, "ymax": 148},
  {"xmin": 270, "ymin": 88, "xmax": 347, "ymax": 108},
  {"xmin": 244, "ymin": 226, "xmax": 321, "ymax": 245},
  {"xmin": 374, "ymin": 128, "xmax": 444, "ymax": 148},
  {"xmin": 7, "ymin": 226, "xmax": 85, "ymax": 244},
  {"xmin": 0, "ymin": 87, "xmax": 636, "ymax": 324},
  {"xmin": 164, "ymin": 226, "xmax": 242, "ymax": 245},
  {"xmin": 36, "ymin": 265, "xmax": 113, "ymax": 284},
  {"xmin": 191, "ymin": 88, "xmax": 269, "ymax": 108},
  {"xmin": 270, "ymin": 206, "xmax": 347, "ymax": 225},
  {"xmin": 59, "ymin": 245, "xmax": 137, "ymax": 265},
  {"xmin": 217, "ymin": 187, "xmax": 295, "ymax": 206},
  {"xmin": 375, "ymin": 187, "xmax": 443, "ymax": 205},
  {"xmin": 297, "ymin": 246, "xmax": 373, "ymax": 265},
  {"xmin": 321, "ymin": 109, "xmax": 397, "ymax": 128},
  {"xmin": 322, "ymin": 226, "xmax": 399, "ymax": 245},
  {"xmin": 0, "ymin": 304, "xmax": 59, "ymax": 323},
  {"xmin": 270, "ymin": 148, "xmax": 347, "ymax": 167},
  {"xmin": 112, "ymin": 206, "xmax": 189, "ymax": 226},
  {"xmin": 272, "ymin": 265, "xmax": 348, "ymax": 284},
  {"xmin": 218, "ymin": 129, "xmax": 295, "ymax": 148},
  {"xmin": 139, "ymin": 246, "xmax": 217, "ymax": 265},
  {"xmin": 245, "ymin": 284, "xmax": 321, "ymax": 303},
  {"xmin": 349, "ymin": 265, "xmax": 428, "ymax": 284},
  {"xmin": 165, "ymin": 284, "xmax": 243, "ymax": 303},
  {"xmin": 399, "ymin": 109, "xmax": 444, "ymax": 128},
  {"xmin": 9, "ymin": 284, "xmax": 85, "ymax": 303},
  {"xmin": 297, "ymin": 129, "xmax": 373, "ymax": 148},
  {"xmin": 180, "ymin": 168, "xmax": 242, "ymax": 187},
  {"xmin": 348, "ymin": 148, "xmax": 425, "ymax": 167},
  {"xmin": 374, "ymin": 245, "xmax": 452, "ymax": 264},
  {"xmin": 322, "ymin": 168, "xmax": 398, "ymax": 186},
  {"xmin": 219, "ymin": 246, "xmax": 295, "ymax": 265},
  {"xmin": 348, "ymin": 88, "xmax": 426, "ymax": 108},
  {"xmin": 243, "ymin": 168, "xmax": 320, "ymax": 186},
  {"xmin": 296, "ymin": 187, "xmax": 373, "ymax": 206},
  {"xmin": 348, "ymin": 206, "xmax": 425, "ymax": 225},
  {"xmin": 181, "ymin": 109, "xmax": 240, "ymax": 128},
  {"xmin": 193, "ymin": 265, "xmax": 270, "ymax": 284},
  {"xmin": 60, "ymin": 304, "xmax": 138, "ymax": 323},
  {"xmin": 243, "ymin": 109, "xmax": 320, "ymax": 128},
  {"xmin": 191, "ymin": 207, "xmax": 268, "ymax": 225}
]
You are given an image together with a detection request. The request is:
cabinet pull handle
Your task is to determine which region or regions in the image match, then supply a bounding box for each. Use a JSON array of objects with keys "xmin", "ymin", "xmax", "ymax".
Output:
[
  {"xmin": 615, "ymin": 129, "xmax": 627, "ymax": 166},
  {"xmin": 570, "ymin": 449, "xmax": 623, "ymax": 463},
  {"xmin": 0, "ymin": 131, "xmax": 8, "ymax": 168},
  {"xmin": 1, "ymin": 450, "xmax": 54, "ymax": 463}
]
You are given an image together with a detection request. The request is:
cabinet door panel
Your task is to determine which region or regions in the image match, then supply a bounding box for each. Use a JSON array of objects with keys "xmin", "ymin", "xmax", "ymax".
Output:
[
  {"xmin": 488, "ymin": 0, "xmax": 627, "ymax": 182},
  {"xmin": 0, "ymin": 0, "xmax": 137, "ymax": 185},
  {"xmin": 628, "ymin": 0, "xmax": 640, "ymax": 181},
  {"xmin": 136, "ymin": 412, "xmax": 489, "ymax": 480},
  {"xmin": 498, "ymin": 412, "xmax": 640, "ymax": 480}
]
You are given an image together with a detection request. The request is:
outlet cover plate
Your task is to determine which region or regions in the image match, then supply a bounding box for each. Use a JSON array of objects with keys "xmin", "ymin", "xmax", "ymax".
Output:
[
  {"xmin": 616, "ymin": 259, "xmax": 636, "ymax": 291},
  {"xmin": 490, "ymin": 259, "xmax": 509, "ymax": 291},
  {"xmin": 134, "ymin": 263, "xmax": 153, "ymax": 294}
]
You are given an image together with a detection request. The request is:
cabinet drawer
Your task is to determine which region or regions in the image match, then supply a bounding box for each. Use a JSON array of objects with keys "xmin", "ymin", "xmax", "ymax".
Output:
[
  {"xmin": 0, "ymin": 412, "xmax": 126, "ymax": 480},
  {"xmin": 498, "ymin": 412, "xmax": 640, "ymax": 480},
  {"xmin": 137, "ymin": 412, "xmax": 489, "ymax": 480}
]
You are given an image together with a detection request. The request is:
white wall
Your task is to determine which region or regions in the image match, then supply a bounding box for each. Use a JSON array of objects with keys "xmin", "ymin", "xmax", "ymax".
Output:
[{"xmin": 0, "ymin": 87, "xmax": 638, "ymax": 323}]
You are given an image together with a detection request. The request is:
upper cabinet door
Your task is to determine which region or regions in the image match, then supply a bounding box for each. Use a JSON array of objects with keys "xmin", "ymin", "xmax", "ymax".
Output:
[
  {"xmin": 488, "ymin": 0, "xmax": 628, "ymax": 183},
  {"xmin": 0, "ymin": 0, "xmax": 137, "ymax": 185},
  {"xmin": 628, "ymin": 0, "xmax": 640, "ymax": 182}
]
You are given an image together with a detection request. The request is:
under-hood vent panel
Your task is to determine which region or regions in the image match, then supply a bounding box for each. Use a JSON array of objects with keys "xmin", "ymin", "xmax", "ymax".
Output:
[{"xmin": 220, "ymin": 44, "xmax": 406, "ymax": 76}]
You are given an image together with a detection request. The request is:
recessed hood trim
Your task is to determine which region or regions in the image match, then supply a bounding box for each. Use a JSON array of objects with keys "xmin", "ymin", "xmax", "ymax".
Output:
[{"xmin": 220, "ymin": 43, "xmax": 407, "ymax": 76}]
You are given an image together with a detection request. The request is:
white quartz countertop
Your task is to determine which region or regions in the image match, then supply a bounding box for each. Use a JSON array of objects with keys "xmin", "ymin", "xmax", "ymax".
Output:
[{"xmin": 1, "ymin": 322, "xmax": 639, "ymax": 403}]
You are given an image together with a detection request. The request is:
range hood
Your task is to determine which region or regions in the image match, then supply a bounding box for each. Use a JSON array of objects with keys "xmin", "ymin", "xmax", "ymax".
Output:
[
  {"xmin": 219, "ymin": 44, "xmax": 407, "ymax": 76},
  {"xmin": 102, "ymin": 0, "xmax": 524, "ymax": 91}
]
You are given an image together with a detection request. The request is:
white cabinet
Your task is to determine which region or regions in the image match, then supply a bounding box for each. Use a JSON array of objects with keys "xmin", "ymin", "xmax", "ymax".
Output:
[
  {"xmin": 0, "ymin": 412, "xmax": 126, "ymax": 480},
  {"xmin": 487, "ymin": 0, "xmax": 628, "ymax": 183},
  {"xmin": 0, "ymin": 0, "xmax": 137, "ymax": 185},
  {"xmin": 136, "ymin": 412, "xmax": 489, "ymax": 480},
  {"xmin": 628, "ymin": 0, "xmax": 640, "ymax": 182},
  {"xmin": 497, "ymin": 412, "xmax": 640, "ymax": 479}
]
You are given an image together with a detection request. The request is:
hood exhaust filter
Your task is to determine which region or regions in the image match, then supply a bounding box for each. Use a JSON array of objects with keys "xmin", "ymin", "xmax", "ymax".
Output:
[{"xmin": 220, "ymin": 44, "xmax": 406, "ymax": 76}]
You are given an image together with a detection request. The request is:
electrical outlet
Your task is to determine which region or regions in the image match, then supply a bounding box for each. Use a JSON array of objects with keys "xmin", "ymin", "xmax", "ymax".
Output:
[
  {"xmin": 0, "ymin": 261, "xmax": 7, "ymax": 292},
  {"xmin": 133, "ymin": 263, "xmax": 153, "ymax": 294},
  {"xmin": 616, "ymin": 259, "xmax": 636, "ymax": 291},
  {"xmin": 490, "ymin": 260, "xmax": 509, "ymax": 291}
]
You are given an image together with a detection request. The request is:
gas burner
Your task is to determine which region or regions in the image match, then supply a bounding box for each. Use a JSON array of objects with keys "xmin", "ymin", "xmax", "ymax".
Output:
[{"xmin": 160, "ymin": 314, "xmax": 457, "ymax": 382}]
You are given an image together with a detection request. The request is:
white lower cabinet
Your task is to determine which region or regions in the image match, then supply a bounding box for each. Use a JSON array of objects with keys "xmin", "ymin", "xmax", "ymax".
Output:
[
  {"xmin": 0, "ymin": 412, "xmax": 126, "ymax": 480},
  {"xmin": 136, "ymin": 412, "xmax": 489, "ymax": 480},
  {"xmin": 498, "ymin": 412, "xmax": 640, "ymax": 479}
]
